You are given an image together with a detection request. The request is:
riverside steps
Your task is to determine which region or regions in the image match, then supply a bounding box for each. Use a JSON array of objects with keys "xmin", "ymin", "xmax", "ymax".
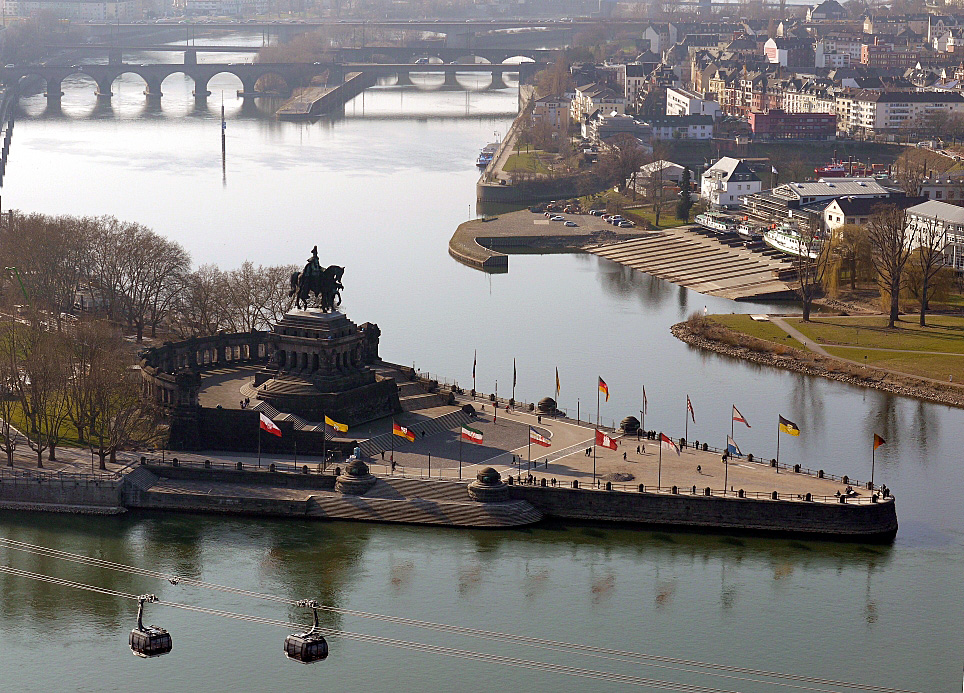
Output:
[{"xmin": 449, "ymin": 209, "xmax": 796, "ymax": 300}]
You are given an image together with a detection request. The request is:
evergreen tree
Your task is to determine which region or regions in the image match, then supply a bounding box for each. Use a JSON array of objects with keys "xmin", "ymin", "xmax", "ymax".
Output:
[{"xmin": 676, "ymin": 167, "xmax": 693, "ymax": 222}]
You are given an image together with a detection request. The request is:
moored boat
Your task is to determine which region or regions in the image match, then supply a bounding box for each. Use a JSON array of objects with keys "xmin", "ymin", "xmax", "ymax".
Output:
[{"xmin": 763, "ymin": 222, "xmax": 822, "ymax": 259}]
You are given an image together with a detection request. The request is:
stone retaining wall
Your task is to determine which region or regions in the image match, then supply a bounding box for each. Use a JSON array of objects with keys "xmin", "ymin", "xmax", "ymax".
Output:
[{"xmin": 508, "ymin": 484, "xmax": 898, "ymax": 540}]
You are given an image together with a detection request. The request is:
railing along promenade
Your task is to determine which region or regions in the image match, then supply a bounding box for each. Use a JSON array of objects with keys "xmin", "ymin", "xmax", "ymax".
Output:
[{"xmin": 135, "ymin": 454, "xmax": 890, "ymax": 507}]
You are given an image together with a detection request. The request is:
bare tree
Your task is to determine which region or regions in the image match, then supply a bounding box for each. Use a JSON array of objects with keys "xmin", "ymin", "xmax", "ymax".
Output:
[
  {"xmin": 174, "ymin": 265, "xmax": 229, "ymax": 338},
  {"xmin": 868, "ymin": 204, "xmax": 913, "ymax": 328},
  {"xmin": 832, "ymin": 223, "xmax": 872, "ymax": 291},
  {"xmin": 0, "ymin": 319, "xmax": 22, "ymax": 466},
  {"xmin": 118, "ymin": 227, "xmax": 190, "ymax": 342},
  {"xmin": 893, "ymin": 150, "xmax": 928, "ymax": 197},
  {"xmin": 84, "ymin": 323, "xmax": 161, "ymax": 469},
  {"xmin": 908, "ymin": 215, "xmax": 948, "ymax": 326},
  {"xmin": 16, "ymin": 318, "xmax": 70, "ymax": 466},
  {"xmin": 793, "ymin": 216, "xmax": 834, "ymax": 322}
]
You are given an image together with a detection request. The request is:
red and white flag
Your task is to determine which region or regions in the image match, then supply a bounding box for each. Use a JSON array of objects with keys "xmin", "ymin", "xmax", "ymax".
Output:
[
  {"xmin": 529, "ymin": 426, "xmax": 552, "ymax": 447},
  {"xmin": 732, "ymin": 405, "xmax": 751, "ymax": 428},
  {"xmin": 595, "ymin": 429, "xmax": 618, "ymax": 451},
  {"xmin": 686, "ymin": 395, "xmax": 696, "ymax": 423},
  {"xmin": 259, "ymin": 413, "xmax": 282, "ymax": 437},
  {"xmin": 660, "ymin": 432, "xmax": 680, "ymax": 455}
]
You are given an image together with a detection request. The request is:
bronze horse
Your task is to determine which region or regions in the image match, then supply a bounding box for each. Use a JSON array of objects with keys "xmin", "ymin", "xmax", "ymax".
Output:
[{"xmin": 289, "ymin": 265, "xmax": 344, "ymax": 312}]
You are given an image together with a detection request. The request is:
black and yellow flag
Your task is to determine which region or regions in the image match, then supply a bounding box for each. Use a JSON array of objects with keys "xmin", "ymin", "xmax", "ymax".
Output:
[{"xmin": 778, "ymin": 415, "xmax": 800, "ymax": 437}]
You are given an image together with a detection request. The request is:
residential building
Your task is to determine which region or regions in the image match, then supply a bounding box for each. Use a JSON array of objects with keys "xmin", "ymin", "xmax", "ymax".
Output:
[
  {"xmin": 836, "ymin": 90, "xmax": 964, "ymax": 135},
  {"xmin": 665, "ymin": 86, "xmax": 722, "ymax": 119},
  {"xmin": 642, "ymin": 114, "xmax": 714, "ymax": 140},
  {"xmin": 823, "ymin": 195, "xmax": 924, "ymax": 232},
  {"xmin": 905, "ymin": 199, "xmax": 964, "ymax": 271},
  {"xmin": 584, "ymin": 113, "xmax": 639, "ymax": 141},
  {"xmin": 3, "ymin": 0, "xmax": 136, "ymax": 20},
  {"xmin": 807, "ymin": 0, "xmax": 847, "ymax": 21},
  {"xmin": 637, "ymin": 160, "xmax": 686, "ymax": 184},
  {"xmin": 764, "ymin": 37, "xmax": 816, "ymax": 68},
  {"xmin": 860, "ymin": 43, "xmax": 926, "ymax": 69},
  {"xmin": 749, "ymin": 110, "xmax": 836, "ymax": 140},
  {"xmin": 700, "ymin": 157, "xmax": 762, "ymax": 209},
  {"xmin": 920, "ymin": 173, "xmax": 964, "ymax": 204},
  {"xmin": 570, "ymin": 83, "xmax": 626, "ymax": 122},
  {"xmin": 744, "ymin": 179, "xmax": 893, "ymax": 225},
  {"xmin": 532, "ymin": 95, "xmax": 569, "ymax": 132}
]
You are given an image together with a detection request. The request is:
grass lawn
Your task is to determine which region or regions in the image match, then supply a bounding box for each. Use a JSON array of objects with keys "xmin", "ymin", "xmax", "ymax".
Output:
[
  {"xmin": 4, "ymin": 402, "xmax": 84, "ymax": 448},
  {"xmin": 504, "ymin": 151, "xmax": 552, "ymax": 174},
  {"xmin": 822, "ymin": 347, "xmax": 964, "ymax": 383},
  {"xmin": 708, "ymin": 314, "xmax": 806, "ymax": 350},
  {"xmin": 785, "ymin": 315, "xmax": 964, "ymax": 353},
  {"xmin": 624, "ymin": 208, "xmax": 688, "ymax": 230}
]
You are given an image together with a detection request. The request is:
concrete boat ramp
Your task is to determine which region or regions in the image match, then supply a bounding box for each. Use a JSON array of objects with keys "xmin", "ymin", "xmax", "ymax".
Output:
[{"xmin": 450, "ymin": 210, "xmax": 797, "ymax": 300}]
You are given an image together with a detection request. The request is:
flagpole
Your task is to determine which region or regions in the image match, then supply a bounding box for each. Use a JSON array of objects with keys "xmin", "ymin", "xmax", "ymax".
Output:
[
  {"xmin": 472, "ymin": 349, "xmax": 476, "ymax": 395},
  {"xmin": 731, "ymin": 406, "xmax": 734, "ymax": 441},
  {"xmin": 594, "ymin": 383, "xmax": 599, "ymax": 487},
  {"xmin": 512, "ymin": 357, "xmax": 516, "ymax": 406},
  {"xmin": 459, "ymin": 433, "xmax": 463, "ymax": 480},
  {"xmin": 528, "ymin": 432, "xmax": 531, "ymax": 475},
  {"xmin": 657, "ymin": 435, "xmax": 662, "ymax": 490},
  {"xmin": 776, "ymin": 417, "xmax": 781, "ymax": 468},
  {"xmin": 294, "ymin": 435, "xmax": 298, "ymax": 468},
  {"xmin": 723, "ymin": 443, "xmax": 728, "ymax": 496},
  {"xmin": 258, "ymin": 426, "xmax": 262, "ymax": 468},
  {"xmin": 321, "ymin": 411, "xmax": 326, "ymax": 472},
  {"xmin": 685, "ymin": 396, "xmax": 688, "ymax": 444},
  {"xmin": 871, "ymin": 441, "xmax": 875, "ymax": 487},
  {"xmin": 391, "ymin": 418, "xmax": 395, "ymax": 471}
]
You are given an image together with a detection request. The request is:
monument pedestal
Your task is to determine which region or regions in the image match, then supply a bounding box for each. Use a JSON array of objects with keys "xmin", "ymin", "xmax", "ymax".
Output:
[{"xmin": 255, "ymin": 309, "xmax": 400, "ymax": 425}]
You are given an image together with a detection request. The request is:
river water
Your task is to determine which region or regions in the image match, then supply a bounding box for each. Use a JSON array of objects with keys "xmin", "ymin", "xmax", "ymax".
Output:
[{"xmin": 0, "ymin": 39, "xmax": 960, "ymax": 692}]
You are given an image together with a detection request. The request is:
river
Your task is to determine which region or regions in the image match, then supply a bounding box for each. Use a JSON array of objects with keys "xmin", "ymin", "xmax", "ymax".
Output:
[{"xmin": 0, "ymin": 39, "xmax": 960, "ymax": 692}]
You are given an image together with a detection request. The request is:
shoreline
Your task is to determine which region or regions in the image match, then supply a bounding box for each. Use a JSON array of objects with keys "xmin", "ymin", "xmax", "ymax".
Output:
[{"xmin": 671, "ymin": 321, "xmax": 964, "ymax": 409}]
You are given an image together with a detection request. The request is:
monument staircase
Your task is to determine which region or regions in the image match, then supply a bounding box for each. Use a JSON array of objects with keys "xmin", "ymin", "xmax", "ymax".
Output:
[
  {"xmin": 358, "ymin": 408, "xmax": 472, "ymax": 458},
  {"xmin": 305, "ymin": 476, "xmax": 542, "ymax": 528}
]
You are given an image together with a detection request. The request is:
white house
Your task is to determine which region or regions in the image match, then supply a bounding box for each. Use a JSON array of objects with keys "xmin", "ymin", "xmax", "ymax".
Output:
[
  {"xmin": 906, "ymin": 200, "xmax": 964, "ymax": 271},
  {"xmin": 665, "ymin": 87, "xmax": 722, "ymax": 120},
  {"xmin": 700, "ymin": 157, "xmax": 762, "ymax": 209}
]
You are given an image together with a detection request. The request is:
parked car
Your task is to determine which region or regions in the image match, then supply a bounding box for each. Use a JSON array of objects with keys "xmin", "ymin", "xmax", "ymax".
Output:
[
  {"xmin": 564, "ymin": 221, "xmax": 578, "ymax": 227},
  {"xmin": 550, "ymin": 215, "xmax": 565, "ymax": 221}
]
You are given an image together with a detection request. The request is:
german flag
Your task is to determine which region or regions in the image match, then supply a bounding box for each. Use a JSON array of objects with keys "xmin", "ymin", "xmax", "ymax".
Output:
[
  {"xmin": 598, "ymin": 377, "xmax": 609, "ymax": 402},
  {"xmin": 392, "ymin": 421, "xmax": 416, "ymax": 442},
  {"xmin": 874, "ymin": 434, "xmax": 886, "ymax": 450},
  {"xmin": 778, "ymin": 416, "xmax": 800, "ymax": 437}
]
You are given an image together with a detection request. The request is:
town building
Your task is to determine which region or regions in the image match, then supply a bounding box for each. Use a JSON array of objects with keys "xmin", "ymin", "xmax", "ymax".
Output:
[
  {"xmin": 748, "ymin": 110, "xmax": 836, "ymax": 140},
  {"xmin": 764, "ymin": 37, "xmax": 816, "ymax": 69},
  {"xmin": 700, "ymin": 157, "xmax": 762, "ymax": 209},
  {"xmin": 642, "ymin": 114, "xmax": 714, "ymax": 140},
  {"xmin": 744, "ymin": 179, "xmax": 894, "ymax": 225},
  {"xmin": 905, "ymin": 200, "xmax": 964, "ymax": 271},
  {"xmin": 532, "ymin": 94, "xmax": 569, "ymax": 132},
  {"xmin": 570, "ymin": 83, "xmax": 627, "ymax": 122},
  {"xmin": 823, "ymin": 195, "xmax": 924, "ymax": 232},
  {"xmin": 2, "ymin": 0, "xmax": 136, "ymax": 20},
  {"xmin": 835, "ymin": 90, "xmax": 964, "ymax": 136},
  {"xmin": 665, "ymin": 86, "xmax": 722, "ymax": 119}
]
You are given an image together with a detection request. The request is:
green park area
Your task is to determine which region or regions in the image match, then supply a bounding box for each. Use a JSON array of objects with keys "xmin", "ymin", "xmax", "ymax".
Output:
[
  {"xmin": 503, "ymin": 151, "xmax": 553, "ymax": 174},
  {"xmin": 708, "ymin": 314, "xmax": 964, "ymax": 382},
  {"xmin": 708, "ymin": 314, "xmax": 805, "ymax": 349}
]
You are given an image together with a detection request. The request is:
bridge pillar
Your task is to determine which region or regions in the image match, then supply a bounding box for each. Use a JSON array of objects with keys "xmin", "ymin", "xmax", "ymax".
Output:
[
  {"xmin": 442, "ymin": 69, "xmax": 461, "ymax": 88},
  {"xmin": 44, "ymin": 78, "xmax": 63, "ymax": 105},
  {"xmin": 95, "ymin": 76, "xmax": 113, "ymax": 102},
  {"xmin": 193, "ymin": 75, "xmax": 211, "ymax": 102},
  {"xmin": 489, "ymin": 71, "xmax": 509, "ymax": 90},
  {"xmin": 238, "ymin": 75, "xmax": 258, "ymax": 99},
  {"xmin": 517, "ymin": 63, "xmax": 536, "ymax": 86},
  {"xmin": 395, "ymin": 71, "xmax": 414, "ymax": 86},
  {"xmin": 108, "ymin": 49, "xmax": 122, "ymax": 65},
  {"xmin": 144, "ymin": 76, "xmax": 163, "ymax": 102},
  {"xmin": 184, "ymin": 49, "xmax": 198, "ymax": 66}
]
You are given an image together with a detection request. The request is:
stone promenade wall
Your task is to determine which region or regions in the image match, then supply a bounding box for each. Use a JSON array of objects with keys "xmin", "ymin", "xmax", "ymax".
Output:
[
  {"xmin": 508, "ymin": 485, "xmax": 898, "ymax": 540},
  {"xmin": 0, "ymin": 476, "xmax": 123, "ymax": 510}
]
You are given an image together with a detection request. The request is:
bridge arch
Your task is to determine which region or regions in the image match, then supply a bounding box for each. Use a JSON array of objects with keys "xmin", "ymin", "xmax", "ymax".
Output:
[
  {"xmin": 452, "ymin": 55, "xmax": 492, "ymax": 65},
  {"xmin": 196, "ymin": 71, "xmax": 244, "ymax": 99},
  {"xmin": 252, "ymin": 71, "xmax": 291, "ymax": 95},
  {"xmin": 160, "ymin": 71, "xmax": 198, "ymax": 99}
]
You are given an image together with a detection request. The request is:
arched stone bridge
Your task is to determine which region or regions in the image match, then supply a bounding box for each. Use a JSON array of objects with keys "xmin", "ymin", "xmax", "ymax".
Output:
[{"xmin": 3, "ymin": 60, "xmax": 542, "ymax": 104}]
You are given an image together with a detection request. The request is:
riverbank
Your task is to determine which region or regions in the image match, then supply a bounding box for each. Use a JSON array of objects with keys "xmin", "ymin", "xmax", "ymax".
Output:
[{"xmin": 672, "ymin": 314, "xmax": 964, "ymax": 408}]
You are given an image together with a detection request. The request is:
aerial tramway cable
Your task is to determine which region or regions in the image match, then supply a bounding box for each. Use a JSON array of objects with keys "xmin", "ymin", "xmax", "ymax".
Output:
[{"xmin": 0, "ymin": 537, "xmax": 922, "ymax": 693}]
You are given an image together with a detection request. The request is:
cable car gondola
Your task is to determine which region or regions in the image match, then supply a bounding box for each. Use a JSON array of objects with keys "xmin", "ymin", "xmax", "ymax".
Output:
[
  {"xmin": 284, "ymin": 600, "xmax": 328, "ymax": 664},
  {"xmin": 129, "ymin": 594, "xmax": 172, "ymax": 658}
]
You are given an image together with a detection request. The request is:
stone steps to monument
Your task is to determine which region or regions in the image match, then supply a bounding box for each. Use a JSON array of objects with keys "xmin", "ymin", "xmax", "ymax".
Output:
[
  {"xmin": 399, "ymin": 392, "xmax": 446, "ymax": 412},
  {"xmin": 358, "ymin": 409, "xmax": 472, "ymax": 457},
  {"xmin": 365, "ymin": 477, "xmax": 472, "ymax": 502},
  {"xmin": 305, "ymin": 493, "xmax": 541, "ymax": 528}
]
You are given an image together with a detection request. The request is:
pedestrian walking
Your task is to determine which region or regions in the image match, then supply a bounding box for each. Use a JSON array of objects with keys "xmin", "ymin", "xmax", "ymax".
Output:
[
  {"xmin": 623, "ymin": 452, "xmax": 627, "ymax": 461},
  {"xmin": 636, "ymin": 445, "xmax": 640, "ymax": 454},
  {"xmin": 697, "ymin": 465, "xmax": 702, "ymax": 474}
]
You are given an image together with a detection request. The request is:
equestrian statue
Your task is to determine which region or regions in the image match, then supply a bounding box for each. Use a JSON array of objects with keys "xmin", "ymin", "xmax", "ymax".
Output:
[{"xmin": 289, "ymin": 246, "xmax": 345, "ymax": 312}]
